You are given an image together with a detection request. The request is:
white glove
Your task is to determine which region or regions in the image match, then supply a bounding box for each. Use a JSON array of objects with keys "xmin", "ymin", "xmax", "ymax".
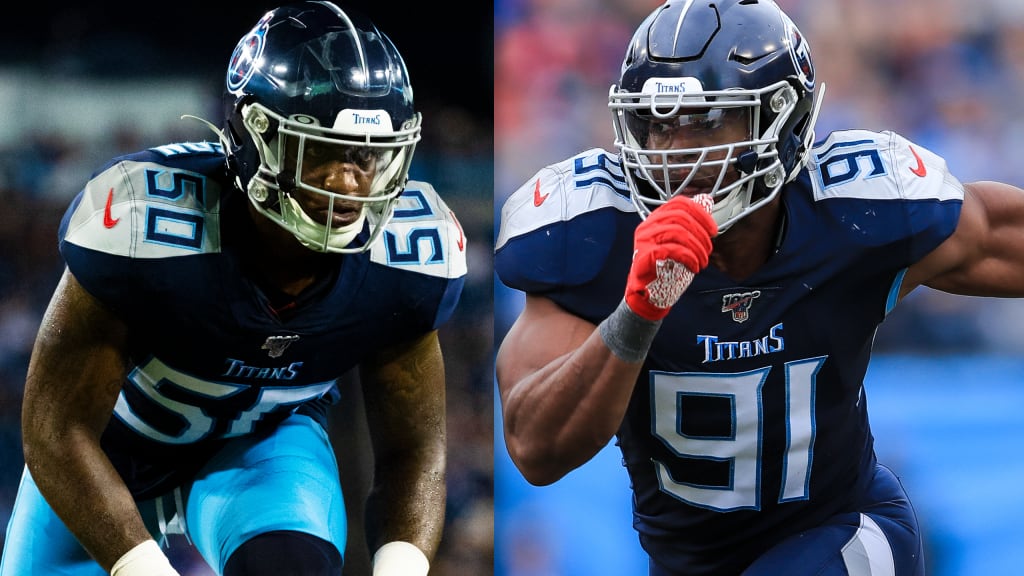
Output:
[
  {"xmin": 110, "ymin": 540, "xmax": 180, "ymax": 576},
  {"xmin": 372, "ymin": 541, "xmax": 430, "ymax": 576}
]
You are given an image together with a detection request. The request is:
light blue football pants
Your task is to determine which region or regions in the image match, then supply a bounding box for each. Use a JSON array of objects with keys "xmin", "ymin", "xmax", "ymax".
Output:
[{"xmin": 0, "ymin": 413, "xmax": 347, "ymax": 575}]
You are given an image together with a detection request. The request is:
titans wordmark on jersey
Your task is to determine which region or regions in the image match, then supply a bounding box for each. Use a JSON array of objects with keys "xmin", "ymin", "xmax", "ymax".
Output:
[
  {"xmin": 59, "ymin": 142, "xmax": 466, "ymax": 498},
  {"xmin": 495, "ymin": 130, "xmax": 962, "ymax": 574}
]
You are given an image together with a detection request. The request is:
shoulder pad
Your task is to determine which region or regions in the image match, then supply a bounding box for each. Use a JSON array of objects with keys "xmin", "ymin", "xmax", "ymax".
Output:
[
  {"xmin": 809, "ymin": 129, "xmax": 963, "ymax": 204},
  {"xmin": 804, "ymin": 130, "xmax": 963, "ymax": 258},
  {"xmin": 61, "ymin": 154, "xmax": 225, "ymax": 259},
  {"xmin": 147, "ymin": 141, "xmax": 225, "ymax": 159},
  {"xmin": 495, "ymin": 148, "xmax": 633, "ymax": 251},
  {"xmin": 368, "ymin": 181, "xmax": 467, "ymax": 280},
  {"xmin": 495, "ymin": 148, "xmax": 634, "ymax": 291}
]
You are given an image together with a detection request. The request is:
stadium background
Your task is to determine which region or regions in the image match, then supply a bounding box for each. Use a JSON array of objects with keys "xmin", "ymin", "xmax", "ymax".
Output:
[
  {"xmin": 494, "ymin": 0, "xmax": 1024, "ymax": 575},
  {"xmin": 0, "ymin": 2, "xmax": 493, "ymax": 575}
]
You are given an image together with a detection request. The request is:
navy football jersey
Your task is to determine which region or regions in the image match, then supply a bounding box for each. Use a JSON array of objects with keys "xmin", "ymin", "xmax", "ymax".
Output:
[
  {"xmin": 495, "ymin": 130, "xmax": 963, "ymax": 574},
  {"xmin": 59, "ymin": 141, "xmax": 467, "ymax": 499}
]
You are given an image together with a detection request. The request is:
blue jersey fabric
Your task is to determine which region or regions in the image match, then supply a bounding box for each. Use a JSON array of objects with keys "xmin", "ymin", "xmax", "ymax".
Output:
[
  {"xmin": 57, "ymin": 141, "xmax": 466, "ymax": 500},
  {"xmin": 495, "ymin": 130, "xmax": 962, "ymax": 574}
]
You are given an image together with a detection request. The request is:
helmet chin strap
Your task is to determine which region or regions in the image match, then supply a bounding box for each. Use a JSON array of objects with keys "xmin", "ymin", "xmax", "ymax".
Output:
[
  {"xmin": 180, "ymin": 114, "xmax": 233, "ymax": 153},
  {"xmin": 712, "ymin": 82, "xmax": 828, "ymax": 233},
  {"xmin": 181, "ymin": 113, "xmax": 247, "ymax": 189}
]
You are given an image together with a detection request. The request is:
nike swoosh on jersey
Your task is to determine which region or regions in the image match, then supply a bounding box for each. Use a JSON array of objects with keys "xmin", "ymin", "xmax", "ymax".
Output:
[
  {"xmin": 908, "ymin": 146, "xmax": 927, "ymax": 178},
  {"xmin": 103, "ymin": 187, "xmax": 121, "ymax": 228},
  {"xmin": 450, "ymin": 209, "xmax": 465, "ymax": 251},
  {"xmin": 533, "ymin": 178, "xmax": 550, "ymax": 207}
]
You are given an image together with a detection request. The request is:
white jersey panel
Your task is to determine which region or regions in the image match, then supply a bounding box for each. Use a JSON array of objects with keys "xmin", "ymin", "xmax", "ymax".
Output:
[
  {"xmin": 368, "ymin": 180, "xmax": 468, "ymax": 280},
  {"xmin": 62, "ymin": 160, "xmax": 223, "ymax": 258},
  {"xmin": 495, "ymin": 148, "xmax": 635, "ymax": 251},
  {"xmin": 809, "ymin": 130, "xmax": 964, "ymax": 203}
]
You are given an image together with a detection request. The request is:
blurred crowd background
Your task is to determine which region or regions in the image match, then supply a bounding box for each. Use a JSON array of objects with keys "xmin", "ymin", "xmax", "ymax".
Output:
[
  {"xmin": 0, "ymin": 2, "xmax": 493, "ymax": 575},
  {"xmin": 495, "ymin": 0, "xmax": 1024, "ymax": 575}
]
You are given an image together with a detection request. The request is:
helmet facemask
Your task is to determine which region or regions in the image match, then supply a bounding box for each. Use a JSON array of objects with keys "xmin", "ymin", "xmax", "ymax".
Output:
[
  {"xmin": 240, "ymin": 101, "xmax": 421, "ymax": 253},
  {"xmin": 611, "ymin": 78, "xmax": 809, "ymax": 233}
]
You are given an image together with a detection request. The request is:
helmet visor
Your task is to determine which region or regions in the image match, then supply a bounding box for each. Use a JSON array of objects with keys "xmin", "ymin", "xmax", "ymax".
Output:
[
  {"xmin": 622, "ymin": 106, "xmax": 752, "ymax": 195},
  {"xmin": 283, "ymin": 133, "xmax": 395, "ymax": 229}
]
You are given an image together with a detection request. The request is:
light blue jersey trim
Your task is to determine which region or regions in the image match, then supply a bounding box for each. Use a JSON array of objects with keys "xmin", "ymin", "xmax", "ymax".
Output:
[{"xmin": 885, "ymin": 268, "xmax": 908, "ymax": 316}]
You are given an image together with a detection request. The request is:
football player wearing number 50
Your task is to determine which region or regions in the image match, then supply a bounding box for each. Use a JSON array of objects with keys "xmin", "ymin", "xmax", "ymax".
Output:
[
  {"xmin": 495, "ymin": 1, "xmax": 1024, "ymax": 575},
  {"xmin": 1, "ymin": 2, "xmax": 465, "ymax": 576}
]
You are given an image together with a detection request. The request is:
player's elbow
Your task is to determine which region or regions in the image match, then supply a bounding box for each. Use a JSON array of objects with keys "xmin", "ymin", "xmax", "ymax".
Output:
[
  {"xmin": 20, "ymin": 422, "xmax": 60, "ymax": 478},
  {"xmin": 505, "ymin": 428, "xmax": 595, "ymax": 486},
  {"xmin": 506, "ymin": 443, "xmax": 568, "ymax": 486},
  {"xmin": 22, "ymin": 407, "xmax": 100, "ymax": 476},
  {"xmin": 21, "ymin": 409, "xmax": 51, "ymax": 465},
  {"xmin": 520, "ymin": 467, "xmax": 564, "ymax": 487}
]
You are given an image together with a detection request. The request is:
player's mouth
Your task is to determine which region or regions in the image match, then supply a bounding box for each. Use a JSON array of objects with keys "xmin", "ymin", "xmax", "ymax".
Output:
[
  {"xmin": 300, "ymin": 201, "xmax": 363, "ymax": 227},
  {"xmin": 326, "ymin": 204, "xmax": 363, "ymax": 227},
  {"xmin": 668, "ymin": 175, "xmax": 716, "ymax": 197}
]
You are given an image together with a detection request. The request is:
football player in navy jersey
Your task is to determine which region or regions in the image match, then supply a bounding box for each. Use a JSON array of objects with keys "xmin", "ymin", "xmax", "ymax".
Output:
[
  {"xmin": 496, "ymin": 1, "xmax": 1024, "ymax": 575},
  {"xmin": 1, "ymin": 2, "xmax": 465, "ymax": 576}
]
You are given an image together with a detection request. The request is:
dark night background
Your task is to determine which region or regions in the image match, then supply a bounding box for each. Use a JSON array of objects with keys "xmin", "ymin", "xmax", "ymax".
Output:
[
  {"xmin": 0, "ymin": 2, "xmax": 493, "ymax": 123},
  {"xmin": 0, "ymin": 2, "xmax": 494, "ymax": 575}
]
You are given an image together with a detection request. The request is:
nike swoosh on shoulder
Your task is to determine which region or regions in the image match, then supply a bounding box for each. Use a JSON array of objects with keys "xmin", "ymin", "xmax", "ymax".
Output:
[
  {"xmin": 908, "ymin": 146, "xmax": 927, "ymax": 178},
  {"xmin": 533, "ymin": 178, "xmax": 550, "ymax": 207},
  {"xmin": 449, "ymin": 210, "xmax": 465, "ymax": 251},
  {"xmin": 103, "ymin": 187, "xmax": 121, "ymax": 228}
]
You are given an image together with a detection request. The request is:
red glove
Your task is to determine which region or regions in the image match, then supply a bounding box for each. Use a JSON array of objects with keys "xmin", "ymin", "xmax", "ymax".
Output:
[{"xmin": 625, "ymin": 194, "xmax": 717, "ymax": 321}]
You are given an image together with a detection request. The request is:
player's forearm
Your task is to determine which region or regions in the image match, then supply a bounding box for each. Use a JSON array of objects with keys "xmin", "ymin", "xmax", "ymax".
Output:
[
  {"xmin": 365, "ymin": 445, "xmax": 446, "ymax": 560},
  {"xmin": 23, "ymin": 427, "xmax": 152, "ymax": 572},
  {"xmin": 502, "ymin": 326, "xmax": 643, "ymax": 485},
  {"xmin": 361, "ymin": 331, "xmax": 447, "ymax": 558}
]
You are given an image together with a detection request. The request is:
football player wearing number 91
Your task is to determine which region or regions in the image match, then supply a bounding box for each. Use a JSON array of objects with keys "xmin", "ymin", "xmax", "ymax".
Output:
[
  {"xmin": 1, "ymin": 2, "xmax": 465, "ymax": 576},
  {"xmin": 495, "ymin": 1, "xmax": 1024, "ymax": 575}
]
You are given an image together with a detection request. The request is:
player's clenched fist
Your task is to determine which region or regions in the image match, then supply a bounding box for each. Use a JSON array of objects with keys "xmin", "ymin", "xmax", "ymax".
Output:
[{"xmin": 625, "ymin": 194, "xmax": 717, "ymax": 321}]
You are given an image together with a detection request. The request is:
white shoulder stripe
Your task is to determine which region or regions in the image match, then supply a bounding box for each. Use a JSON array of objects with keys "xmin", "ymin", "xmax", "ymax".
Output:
[
  {"xmin": 368, "ymin": 181, "xmax": 467, "ymax": 280},
  {"xmin": 810, "ymin": 130, "xmax": 963, "ymax": 203},
  {"xmin": 63, "ymin": 161, "xmax": 223, "ymax": 258},
  {"xmin": 495, "ymin": 148, "xmax": 633, "ymax": 250}
]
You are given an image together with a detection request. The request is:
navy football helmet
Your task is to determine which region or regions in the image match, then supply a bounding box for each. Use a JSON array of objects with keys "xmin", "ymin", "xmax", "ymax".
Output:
[
  {"xmin": 609, "ymin": 0, "xmax": 824, "ymax": 233},
  {"xmin": 221, "ymin": 1, "xmax": 420, "ymax": 252}
]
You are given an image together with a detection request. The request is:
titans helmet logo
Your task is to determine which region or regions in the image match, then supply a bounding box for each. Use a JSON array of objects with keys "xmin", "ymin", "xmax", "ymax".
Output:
[
  {"xmin": 227, "ymin": 14, "xmax": 271, "ymax": 94},
  {"xmin": 781, "ymin": 13, "xmax": 814, "ymax": 92}
]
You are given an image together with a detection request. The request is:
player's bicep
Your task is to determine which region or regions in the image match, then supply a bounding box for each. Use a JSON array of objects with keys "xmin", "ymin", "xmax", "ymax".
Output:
[
  {"xmin": 907, "ymin": 181, "xmax": 1024, "ymax": 298},
  {"xmin": 23, "ymin": 268, "xmax": 129, "ymax": 443},
  {"xmin": 495, "ymin": 294, "xmax": 597, "ymax": 401}
]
